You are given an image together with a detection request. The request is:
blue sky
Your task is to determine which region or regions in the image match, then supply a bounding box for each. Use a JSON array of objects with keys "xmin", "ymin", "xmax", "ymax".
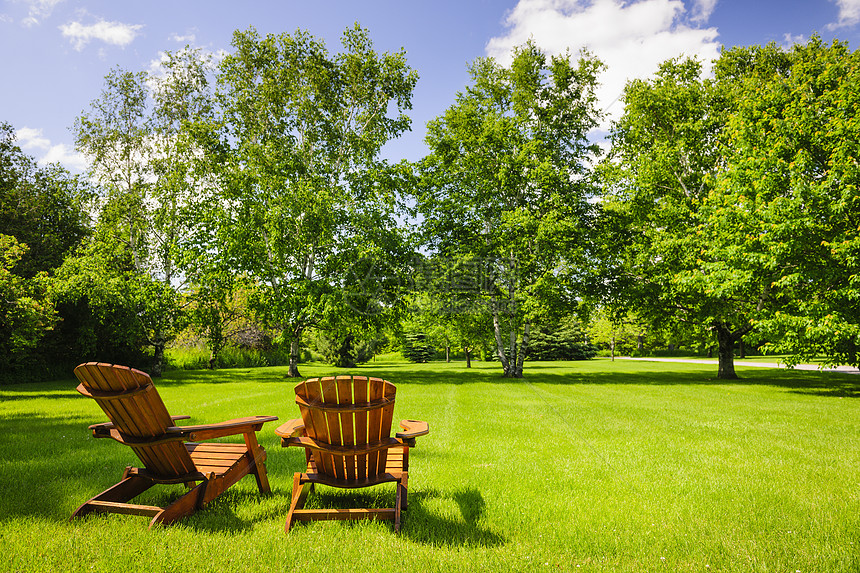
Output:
[{"xmin": 2, "ymin": 0, "xmax": 859, "ymax": 172}]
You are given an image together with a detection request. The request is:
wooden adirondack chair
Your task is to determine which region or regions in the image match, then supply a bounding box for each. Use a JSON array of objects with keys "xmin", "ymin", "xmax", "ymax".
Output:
[
  {"xmin": 275, "ymin": 375, "xmax": 429, "ymax": 533},
  {"xmin": 71, "ymin": 362, "xmax": 278, "ymax": 528}
]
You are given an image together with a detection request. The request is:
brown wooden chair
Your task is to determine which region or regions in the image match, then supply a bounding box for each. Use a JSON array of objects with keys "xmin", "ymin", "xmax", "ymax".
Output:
[
  {"xmin": 71, "ymin": 362, "xmax": 277, "ymax": 528},
  {"xmin": 275, "ymin": 375, "xmax": 429, "ymax": 533}
]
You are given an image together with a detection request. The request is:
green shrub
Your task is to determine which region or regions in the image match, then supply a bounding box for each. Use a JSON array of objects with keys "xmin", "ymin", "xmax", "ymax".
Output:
[{"xmin": 165, "ymin": 344, "xmax": 294, "ymax": 370}]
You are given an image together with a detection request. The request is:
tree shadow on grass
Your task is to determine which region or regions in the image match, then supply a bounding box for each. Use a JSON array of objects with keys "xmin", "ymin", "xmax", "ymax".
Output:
[
  {"xmin": 15, "ymin": 358, "xmax": 860, "ymax": 397},
  {"xmin": 156, "ymin": 367, "xmax": 298, "ymax": 387},
  {"xmin": 521, "ymin": 361, "xmax": 860, "ymax": 397},
  {"xmin": 0, "ymin": 412, "xmax": 110, "ymax": 521},
  {"xmin": 289, "ymin": 359, "xmax": 860, "ymax": 397}
]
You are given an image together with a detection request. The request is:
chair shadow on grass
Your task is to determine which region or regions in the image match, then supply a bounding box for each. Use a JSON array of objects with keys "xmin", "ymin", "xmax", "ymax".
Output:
[
  {"xmin": 270, "ymin": 446, "xmax": 503, "ymax": 545},
  {"xmin": 401, "ymin": 487, "xmax": 506, "ymax": 547},
  {"xmin": 180, "ymin": 488, "xmax": 282, "ymax": 533},
  {"xmin": 0, "ymin": 409, "xmax": 286, "ymax": 530},
  {"xmin": 271, "ymin": 478, "xmax": 505, "ymax": 546}
]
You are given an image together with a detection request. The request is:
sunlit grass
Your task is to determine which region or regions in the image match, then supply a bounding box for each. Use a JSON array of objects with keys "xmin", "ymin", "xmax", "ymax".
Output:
[{"xmin": 1, "ymin": 358, "xmax": 858, "ymax": 571}]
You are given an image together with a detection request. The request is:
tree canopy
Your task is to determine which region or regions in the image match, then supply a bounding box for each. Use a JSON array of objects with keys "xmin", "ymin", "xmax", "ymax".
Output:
[
  {"xmin": 196, "ymin": 24, "xmax": 418, "ymax": 377},
  {"xmin": 418, "ymin": 41, "xmax": 603, "ymax": 377},
  {"xmin": 5, "ymin": 29, "xmax": 860, "ymax": 382},
  {"xmin": 714, "ymin": 37, "xmax": 860, "ymax": 367},
  {"xmin": 602, "ymin": 36, "xmax": 860, "ymax": 377}
]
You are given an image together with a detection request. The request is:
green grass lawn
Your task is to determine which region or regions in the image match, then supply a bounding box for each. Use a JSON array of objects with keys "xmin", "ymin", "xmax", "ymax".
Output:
[{"xmin": 1, "ymin": 358, "xmax": 858, "ymax": 572}]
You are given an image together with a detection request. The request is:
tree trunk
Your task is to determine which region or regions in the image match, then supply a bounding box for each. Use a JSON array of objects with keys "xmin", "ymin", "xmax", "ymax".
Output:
[
  {"xmin": 446, "ymin": 345, "xmax": 450, "ymax": 363},
  {"xmin": 513, "ymin": 322, "xmax": 529, "ymax": 378},
  {"xmin": 151, "ymin": 339, "xmax": 165, "ymax": 378},
  {"xmin": 288, "ymin": 337, "xmax": 302, "ymax": 378},
  {"xmin": 207, "ymin": 339, "xmax": 224, "ymax": 370},
  {"xmin": 738, "ymin": 338, "xmax": 746, "ymax": 359},
  {"xmin": 465, "ymin": 347, "xmax": 472, "ymax": 368},
  {"xmin": 715, "ymin": 324, "xmax": 738, "ymax": 380},
  {"xmin": 491, "ymin": 298, "xmax": 512, "ymax": 376},
  {"xmin": 610, "ymin": 335, "xmax": 615, "ymax": 361}
]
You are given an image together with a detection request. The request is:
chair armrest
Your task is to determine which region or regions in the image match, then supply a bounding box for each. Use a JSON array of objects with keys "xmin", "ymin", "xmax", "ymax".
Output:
[
  {"xmin": 274, "ymin": 418, "xmax": 305, "ymax": 439},
  {"xmin": 284, "ymin": 436, "xmax": 405, "ymax": 456},
  {"xmin": 88, "ymin": 415, "xmax": 191, "ymax": 435},
  {"xmin": 396, "ymin": 419, "xmax": 429, "ymax": 439},
  {"xmin": 167, "ymin": 415, "xmax": 278, "ymax": 441},
  {"xmin": 89, "ymin": 426, "xmax": 186, "ymax": 446}
]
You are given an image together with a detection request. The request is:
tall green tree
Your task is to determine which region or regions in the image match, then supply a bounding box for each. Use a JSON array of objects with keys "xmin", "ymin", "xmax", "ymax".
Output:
[
  {"xmin": 0, "ymin": 235, "xmax": 55, "ymax": 374},
  {"xmin": 71, "ymin": 50, "xmax": 212, "ymax": 374},
  {"xmin": 714, "ymin": 37, "xmax": 860, "ymax": 367},
  {"xmin": 49, "ymin": 235, "xmax": 178, "ymax": 368},
  {"xmin": 603, "ymin": 56, "xmax": 757, "ymax": 379},
  {"xmin": 407, "ymin": 256, "xmax": 495, "ymax": 366},
  {"xmin": 418, "ymin": 41, "xmax": 602, "ymax": 377},
  {"xmin": 0, "ymin": 123, "xmax": 91, "ymax": 376},
  {"xmin": 0, "ymin": 122, "xmax": 91, "ymax": 278},
  {"xmin": 149, "ymin": 48, "xmax": 215, "ymax": 287},
  {"xmin": 203, "ymin": 25, "xmax": 417, "ymax": 377},
  {"xmin": 605, "ymin": 38, "xmax": 860, "ymax": 377},
  {"xmin": 73, "ymin": 68, "xmax": 151, "ymax": 272}
]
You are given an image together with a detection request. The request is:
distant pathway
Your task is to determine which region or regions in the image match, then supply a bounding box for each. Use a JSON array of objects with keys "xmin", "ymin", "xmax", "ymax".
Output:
[{"xmin": 616, "ymin": 356, "xmax": 860, "ymax": 374}]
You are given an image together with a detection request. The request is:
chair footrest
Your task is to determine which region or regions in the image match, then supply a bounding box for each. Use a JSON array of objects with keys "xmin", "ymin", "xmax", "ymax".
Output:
[
  {"xmin": 85, "ymin": 500, "xmax": 163, "ymax": 517},
  {"xmin": 292, "ymin": 508, "xmax": 396, "ymax": 521}
]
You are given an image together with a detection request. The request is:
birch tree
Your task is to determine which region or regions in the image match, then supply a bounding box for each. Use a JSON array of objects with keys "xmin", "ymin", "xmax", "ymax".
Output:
[
  {"xmin": 206, "ymin": 25, "xmax": 417, "ymax": 377},
  {"xmin": 418, "ymin": 41, "xmax": 602, "ymax": 377}
]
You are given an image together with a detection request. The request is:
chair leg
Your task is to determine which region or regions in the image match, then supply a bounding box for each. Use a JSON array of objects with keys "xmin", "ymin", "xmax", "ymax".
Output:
[
  {"xmin": 149, "ymin": 481, "xmax": 208, "ymax": 528},
  {"xmin": 394, "ymin": 478, "xmax": 403, "ymax": 534},
  {"xmin": 285, "ymin": 473, "xmax": 310, "ymax": 533},
  {"xmin": 70, "ymin": 474, "xmax": 154, "ymax": 521},
  {"xmin": 244, "ymin": 432, "xmax": 271, "ymax": 495}
]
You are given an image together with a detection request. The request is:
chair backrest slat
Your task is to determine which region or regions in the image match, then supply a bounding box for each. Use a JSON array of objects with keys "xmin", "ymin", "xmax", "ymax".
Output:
[
  {"xmin": 353, "ymin": 376, "xmax": 369, "ymax": 479},
  {"xmin": 376, "ymin": 377, "xmax": 396, "ymax": 474},
  {"xmin": 295, "ymin": 375, "xmax": 397, "ymax": 481},
  {"xmin": 336, "ymin": 376, "xmax": 357, "ymax": 481},
  {"xmin": 74, "ymin": 363, "xmax": 197, "ymax": 477},
  {"xmin": 366, "ymin": 378, "xmax": 380, "ymax": 475},
  {"xmin": 297, "ymin": 378, "xmax": 335, "ymax": 476},
  {"xmin": 321, "ymin": 377, "xmax": 343, "ymax": 479}
]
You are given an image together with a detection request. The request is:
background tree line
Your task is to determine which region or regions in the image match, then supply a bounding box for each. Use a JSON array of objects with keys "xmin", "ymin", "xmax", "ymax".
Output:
[{"xmin": 2, "ymin": 28, "xmax": 858, "ymax": 382}]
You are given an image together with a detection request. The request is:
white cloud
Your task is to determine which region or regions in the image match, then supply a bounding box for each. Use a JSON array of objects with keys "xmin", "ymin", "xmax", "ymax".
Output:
[
  {"xmin": 16, "ymin": 0, "xmax": 64, "ymax": 27},
  {"xmin": 16, "ymin": 126, "xmax": 51, "ymax": 150},
  {"xmin": 827, "ymin": 0, "xmax": 860, "ymax": 29},
  {"xmin": 41, "ymin": 143, "xmax": 88, "ymax": 172},
  {"xmin": 486, "ymin": 0, "xmax": 721, "ymax": 126},
  {"xmin": 782, "ymin": 32, "xmax": 807, "ymax": 47},
  {"xmin": 16, "ymin": 127, "xmax": 88, "ymax": 172},
  {"xmin": 171, "ymin": 32, "xmax": 197, "ymax": 44},
  {"xmin": 59, "ymin": 19, "xmax": 142, "ymax": 50},
  {"xmin": 690, "ymin": 0, "xmax": 718, "ymax": 22}
]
